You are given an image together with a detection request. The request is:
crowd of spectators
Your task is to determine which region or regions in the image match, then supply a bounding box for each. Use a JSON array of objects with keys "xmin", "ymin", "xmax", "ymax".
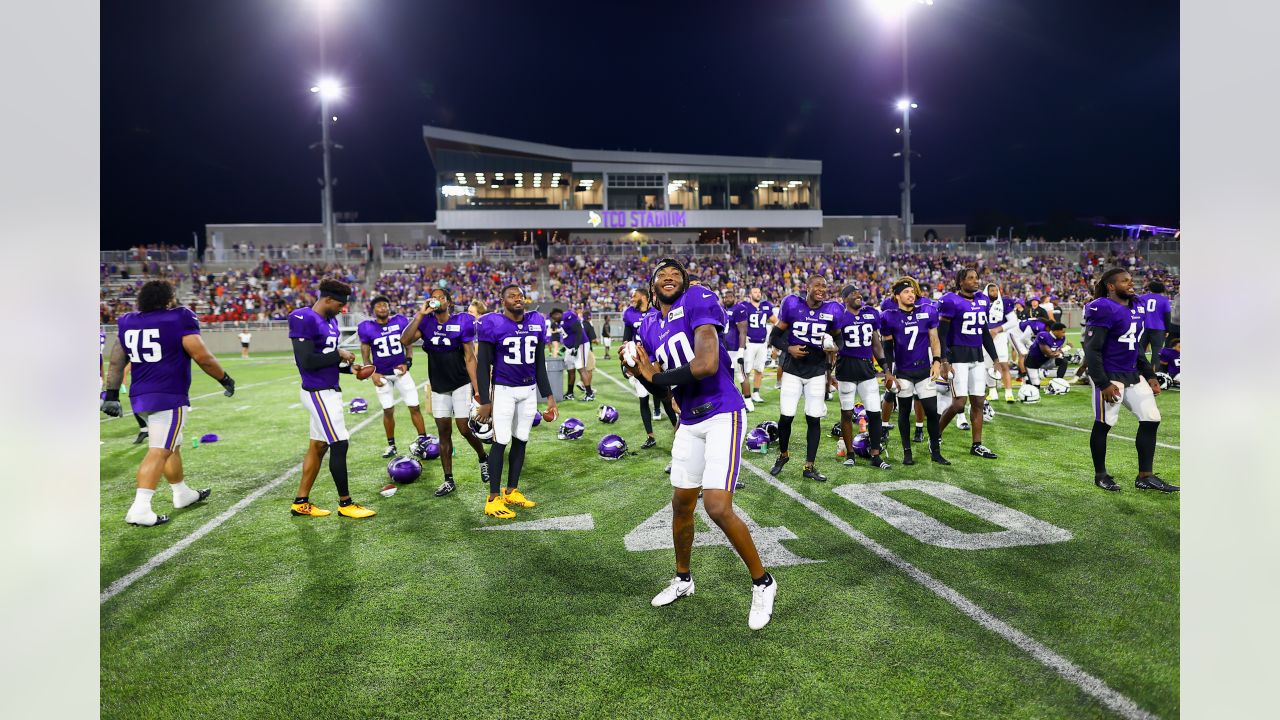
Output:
[
  {"xmin": 369, "ymin": 260, "xmax": 541, "ymax": 316},
  {"xmin": 185, "ymin": 262, "xmax": 366, "ymax": 322}
]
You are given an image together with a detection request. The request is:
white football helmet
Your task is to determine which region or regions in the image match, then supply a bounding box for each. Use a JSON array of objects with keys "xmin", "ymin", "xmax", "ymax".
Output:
[
  {"xmin": 1155, "ymin": 372, "xmax": 1173, "ymax": 390},
  {"xmin": 1018, "ymin": 384, "xmax": 1042, "ymax": 403},
  {"xmin": 982, "ymin": 400, "xmax": 995, "ymax": 422},
  {"xmin": 1046, "ymin": 378, "xmax": 1071, "ymax": 395}
]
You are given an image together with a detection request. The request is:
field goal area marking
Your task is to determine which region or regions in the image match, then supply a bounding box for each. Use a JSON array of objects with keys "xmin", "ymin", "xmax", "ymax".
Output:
[
  {"xmin": 594, "ymin": 369, "xmax": 1158, "ymax": 720},
  {"xmin": 100, "ymin": 381, "xmax": 428, "ymax": 605}
]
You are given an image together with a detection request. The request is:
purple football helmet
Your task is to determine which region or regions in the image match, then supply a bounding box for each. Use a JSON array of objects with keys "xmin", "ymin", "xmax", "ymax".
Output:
[
  {"xmin": 756, "ymin": 420, "xmax": 779, "ymax": 444},
  {"xmin": 853, "ymin": 403, "xmax": 867, "ymax": 421},
  {"xmin": 420, "ymin": 440, "xmax": 441, "ymax": 460},
  {"xmin": 851, "ymin": 432, "xmax": 872, "ymax": 459},
  {"xmin": 745, "ymin": 427, "xmax": 770, "ymax": 453},
  {"xmin": 597, "ymin": 434, "xmax": 627, "ymax": 459},
  {"xmin": 349, "ymin": 397, "xmax": 368, "ymax": 414},
  {"xmin": 531, "ymin": 411, "xmax": 542, "ymax": 427},
  {"xmin": 387, "ymin": 456, "xmax": 422, "ymax": 484},
  {"xmin": 597, "ymin": 405, "xmax": 619, "ymax": 424},
  {"xmin": 558, "ymin": 417, "xmax": 585, "ymax": 440}
]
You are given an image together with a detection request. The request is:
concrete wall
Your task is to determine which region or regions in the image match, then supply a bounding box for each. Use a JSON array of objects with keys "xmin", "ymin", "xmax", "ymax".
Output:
[
  {"xmin": 206, "ymin": 223, "xmax": 440, "ymax": 252},
  {"xmin": 103, "ymin": 327, "xmax": 298, "ymax": 358},
  {"xmin": 818, "ymin": 216, "xmax": 967, "ymax": 244}
]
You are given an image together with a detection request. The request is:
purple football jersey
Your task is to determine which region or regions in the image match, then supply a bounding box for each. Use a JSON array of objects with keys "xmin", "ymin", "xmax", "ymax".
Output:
[
  {"xmin": 879, "ymin": 304, "xmax": 939, "ymax": 373},
  {"xmin": 835, "ymin": 305, "xmax": 881, "ymax": 360},
  {"xmin": 938, "ymin": 291, "xmax": 991, "ymax": 349},
  {"xmin": 117, "ymin": 307, "xmax": 201, "ymax": 413},
  {"xmin": 289, "ymin": 307, "xmax": 341, "ymax": 390},
  {"xmin": 777, "ymin": 294, "xmax": 844, "ymax": 348},
  {"xmin": 477, "ymin": 311, "xmax": 548, "ymax": 387},
  {"xmin": 1025, "ymin": 330, "xmax": 1065, "ymax": 367},
  {"xmin": 419, "ymin": 312, "xmax": 477, "ymax": 393},
  {"xmin": 637, "ymin": 286, "xmax": 745, "ymax": 425},
  {"xmin": 721, "ymin": 301, "xmax": 749, "ymax": 351},
  {"xmin": 744, "ymin": 300, "xmax": 774, "ymax": 343},
  {"xmin": 559, "ymin": 310, "xmax": 583, "ymax": 347},
  {"xmin": 622, "ymin": 305, "xmax": 658, "ymax": 341},
  {"xmin": 1158, "ymin": 347, "xmax": 1180, "ymax": 377},
  {"xmin": 881, "ymin": 293, "xmax": 935, "ymax": 312},
  {"xmin": 1083, "ymin": 297, "xmax": 1146, "ymax": 375},
  {"xmin": 1139, "ymin": 293, "xmax": 1172, "ymax": 330},
  {"xmin": 357, "ymin": 314, "xmax": 410, "ymax": 374}
]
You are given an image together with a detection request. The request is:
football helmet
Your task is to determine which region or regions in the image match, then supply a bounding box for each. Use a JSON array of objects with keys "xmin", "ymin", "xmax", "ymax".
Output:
[
  {"xmin": 558, "ymin": 417, "xmax": 586, "ymax": 440},
  {"xmin": 349, "ymin": 397, "xmax": 368, "ymax": 414},
  {"xmin": 1155, "ymin": 372, "xmax": 1173, "ymax": 391},
  {"xmin": 983, "ymin": 400, "xmax": 995, "ymax": 422},
  {"xmin": 987, "ymin": 367, "xmax": 1001, "ymax": 383},
  {"xmin": 531, "ymin": 411, "xmax": 542, "ymax": 427},
  {"xmin": 756, "ymin": 420, "xmax": 780, "ymax": 444},
  {"xmin": 851, "ymin": 432, "xmax": 872, "ymax": 459},
  {"xmin": 830, "ymin": 421, "xmax": 843, "ymax": 438},
  {"xmin": 386, "ymin": 456, "xmax": 422, "ymax": 484},
  {"xmin": 598, "ymin": 405, "xmax": 620, "ymax": 424},
  {"xmin": 1046, "ymin": 378, "xmax": 1071, "ymax": 395},
  {"xmin": 745, "ymin": 427, "xmax": 770, "ymax": 453},
  {"xmin": 1018, "ymin": 384, "xmax": 1042, "ymax": 403},
  {"xmin": 467, "ymin": 408, "xmax": 494, "ymax": 442},
  {"xmin": 597, "ymin": 434, "xmax": 627, "ymax": 459}
]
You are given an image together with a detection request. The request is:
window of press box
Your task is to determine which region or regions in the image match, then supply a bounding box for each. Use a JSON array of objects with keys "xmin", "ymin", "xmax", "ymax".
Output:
[{"xmin": 666, "ymin": 175, "xmax": 697, "ymax": 210}]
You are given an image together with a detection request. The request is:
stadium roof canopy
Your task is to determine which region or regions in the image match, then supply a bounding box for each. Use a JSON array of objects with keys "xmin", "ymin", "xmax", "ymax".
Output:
[{"xmin": 421, "ymin": 125, "xmax": 821, "ymax": 175}]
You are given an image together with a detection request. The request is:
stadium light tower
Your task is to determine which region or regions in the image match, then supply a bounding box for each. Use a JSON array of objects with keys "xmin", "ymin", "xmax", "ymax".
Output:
[
  {"xmin": 310, "ymin": 79, "xmax": 341, "ymax": 251},
  {"xmin": 869, "ymin": 0, "xmax": 933, "ymax": 242}
]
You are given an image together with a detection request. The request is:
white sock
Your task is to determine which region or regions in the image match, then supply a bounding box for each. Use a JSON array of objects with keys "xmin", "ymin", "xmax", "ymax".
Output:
[
  {"xmin": 129, "ymin": 488, "xmax": 156, "ymax": 516},
  {"xmin": 170, "ymin": 481, "xmax": 200, "ymax": 507},
  {"xmin": 169, "ymin": 480, "xmax": 190, "ymax": 495}
]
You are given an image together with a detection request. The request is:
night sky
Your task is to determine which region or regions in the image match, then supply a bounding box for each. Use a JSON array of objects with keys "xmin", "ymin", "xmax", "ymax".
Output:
[{"xmin": 101, "ymin": 0, "xmax": 1178, "ymax": 249}]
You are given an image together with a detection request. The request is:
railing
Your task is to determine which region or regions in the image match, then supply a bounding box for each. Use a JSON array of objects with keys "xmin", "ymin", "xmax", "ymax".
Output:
[
  {"xmin": 199, "ymin": 247, "xmax": 369, "ymax": 264},
  {"xmin": 381, "ymin": 246, "xmax": 479, "ymax": 263},
  {"xmin": 101, "ymin": 248, "xmax": 196, "ymax": 265},
  {"xmin": 480, "ymin": 246, "xmax": 538, "ymax": 260}
]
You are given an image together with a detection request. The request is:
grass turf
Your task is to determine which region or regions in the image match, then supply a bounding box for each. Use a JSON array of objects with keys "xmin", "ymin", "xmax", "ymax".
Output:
[{"xmin": 100, "ymin": 352, "xmax": 1179, "ymax": 719}]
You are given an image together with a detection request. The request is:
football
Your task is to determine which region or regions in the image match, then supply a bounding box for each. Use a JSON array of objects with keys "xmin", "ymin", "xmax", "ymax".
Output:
[{"xmin": 355, "ymin": 364, "xmax": 376, "ymax": 380}]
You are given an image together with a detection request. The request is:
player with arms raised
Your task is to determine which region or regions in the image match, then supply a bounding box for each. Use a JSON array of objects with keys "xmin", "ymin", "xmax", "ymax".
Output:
[
  {"xmin": 474, "ymin": 285, "xmax": 558, "ymax": 518},
  {"xmin": 401, "ymin": 287, "xmax": 490, "ymax": 497},
  {"xmin": 1083, "ymin": 269, "xmax": 1177, "ymax": 493},
  {"xmin": 631, "ymin": 258, "xmax": 776, "ymax": 630},
  {"xmin": 101, "ymin": 280, "xmax": 235, "ymax": 526},
  {"xmin": 767, "ymin": 274, "xmax": 843, "ymax": 482},
  {"xmin": 936, "ymin": 268, "xmax": 1001, "ymax": 459},
  {"xmin": 287, "ymin": 278, "xmax": 376, "ymax": 519},
  {"xmin": 358, "ymin": 295, "xmax": 428, "ymax": 460}
]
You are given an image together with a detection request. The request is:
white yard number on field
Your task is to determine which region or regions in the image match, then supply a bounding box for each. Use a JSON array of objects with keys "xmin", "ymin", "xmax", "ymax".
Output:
[
  {"xmin": 832, "ymin": 480, "xmax": 1072, "ymax": 550},
  {"xmin": 624, "ymin": 499, "xmax": 822, "ymax": 567}
]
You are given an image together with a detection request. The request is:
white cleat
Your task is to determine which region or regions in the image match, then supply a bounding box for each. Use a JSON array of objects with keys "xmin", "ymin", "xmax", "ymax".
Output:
[
  {"xmin": 744, "ymin": 398, "xmax": 756, "ymax": 413},
  {"xmin": 748, "ymin": 577, "xmax": 778, "ymax": 630},
  {"xmin": 651, "ymin": 576, "xmax": 695, "ymax": 607},
  {"xmin": 125, "ymin": 508, "xmax": 169, "ymax": 527},
  {"xmin": 751, "ymin": 392, "xmax": 765, "ymax": 403}
]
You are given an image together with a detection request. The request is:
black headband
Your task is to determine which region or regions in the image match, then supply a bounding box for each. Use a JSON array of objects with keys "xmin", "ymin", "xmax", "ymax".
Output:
[
  {"xmin": 891, "ymin": 280, "xmax": 913, "ymax": 296},
  {"xmin": 840, "ymin": 284, "xmax": 860, "ymax": 300},
  {"xmin": 370, "ymin": 295, "xmax": 391, "ymax": 308},
  {"xmin": 321, "ymin": 290, "xmax": 350, "ymax": 304},
  {"xmin": 651, "ymin": 258, "xmax": 687, "ymax": 286}
]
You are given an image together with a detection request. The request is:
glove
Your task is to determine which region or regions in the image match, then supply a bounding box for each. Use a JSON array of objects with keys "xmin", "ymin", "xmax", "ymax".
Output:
[
  {"xmin": 404, "ymin": 357, "xmax": 413, "ymax": 370},
  {"xmin": 101, "ymin": 399, "xmax": 122, "ymax": 417},
  {"xmin": 219, "ymin": 373, "xmax": 236, "ymax": 397}
]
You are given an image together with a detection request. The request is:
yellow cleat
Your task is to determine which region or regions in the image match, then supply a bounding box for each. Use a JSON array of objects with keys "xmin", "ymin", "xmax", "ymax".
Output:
[
  {"xmin": 484, "ymin": 495, "xmax": 516, "ymax": 519},
  {"xmin": 337, "ymin": 502, "xmax": 376, "ymax": 519},
  {"xmin": 290, "ymin": 502, "xmax": 331, "ymax": 517},
  {"xmin": 503, "ymin": 489, "xmax": 536, "ymax": 508}
]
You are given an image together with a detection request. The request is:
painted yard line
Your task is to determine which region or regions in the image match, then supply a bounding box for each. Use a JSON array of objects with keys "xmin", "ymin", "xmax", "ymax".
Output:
[
  {"xmin": 100, "ymin": 381, "xmax": 430, "ymax": 605},
  {"xmin": 738, "ymin": 460, "xmax": 1158, "ymax": 720},
  {"xmin": 993, "ymin": 411, "xmax": 1180, "ymax": 451},
  {"xmin": 594, "ymin": 370, "xmax": 1157, "ymax": 720}
]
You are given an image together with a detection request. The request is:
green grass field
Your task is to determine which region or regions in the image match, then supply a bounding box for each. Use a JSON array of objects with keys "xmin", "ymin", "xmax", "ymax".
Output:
[{"xmin": 100, "ymin": 350, "xmax": 1179, "ymax": 719}]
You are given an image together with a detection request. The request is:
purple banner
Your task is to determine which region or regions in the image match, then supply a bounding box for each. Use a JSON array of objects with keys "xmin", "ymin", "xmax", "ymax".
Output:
[{"xmin": 588, "ymin": 210, "xmax": 687, "ymax": 229}]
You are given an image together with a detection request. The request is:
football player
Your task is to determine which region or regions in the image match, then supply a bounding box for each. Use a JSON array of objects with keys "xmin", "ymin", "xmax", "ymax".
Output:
[
  {"xmin": 937, "ymin": 268, "xmax": 1001, "ymax": 459},
  {"xmin": 287, "ymin": 278, "xmax": 376, "ymax": 519},
  {"xmin": 474, "ymin": 285, "xmax": 558, "ymax": 518},
  {"xmin": 358, "ymin": 295, "xmax": 428, "ymax": 460},
  {"xmin": 880, "ymin": 277, "xmax": 931, "ymax": 444},
  {"xmin": 549, "ymin": 306, "xmax": 593, "ymax": 401},
  {"xmin": 983, "ymin": 283, "xmax": 1017, "ymax": 403},
  {"xmin": 1011, "ymin": 307, "xmax": 1051, "ymax": 380},
  {"xmin": 1138, "ymin": 280, "xmax": 1173, "ymax": 366},
  {"xmin": 742, "ymin": 287, "xmax": 774, "ymax": 403},
  {"xmin": 720, "ymin": 287, "xmax": 754, "ymax": 412},
  {"xmin": 834, "ymin": 286, "xmax": 890, "ymax": 469},
  {"xmin": 632, "ymin": 258, "xmax": 776, "ymax": 630},
  {"xmin": 101, "ymin": 280, "xmax": 235, "ymax": 526},
  {"xmin": 401, "ymin": 287, "xmax": 490, "ymax": 497},
  {"xmin": 879, "ymin": 279, "xmax": 949, "ymax": 466},
  {"xmin": 1083, "ymin": 269, "xmax": 1177, "ymax": 492},
  {"xmin": 1156, "ymin": 336, "xmax": 1180, "ymax": 379},
  {"xmin": 767, "ymin": 274, "xmax": 844, "ymax": 482},
  {"xmin": 622, "ymin": 288, "xmax": 676, "ymax": 449},
  {"xmin": 1024, "ymin": 322, "xmax": 1069, "ymax": 389}
]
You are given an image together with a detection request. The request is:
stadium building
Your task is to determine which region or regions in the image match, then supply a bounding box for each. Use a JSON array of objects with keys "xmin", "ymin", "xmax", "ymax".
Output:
[{"xmin": 423, "ymin": 125, "xmax": 823, "ymax": 248}]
